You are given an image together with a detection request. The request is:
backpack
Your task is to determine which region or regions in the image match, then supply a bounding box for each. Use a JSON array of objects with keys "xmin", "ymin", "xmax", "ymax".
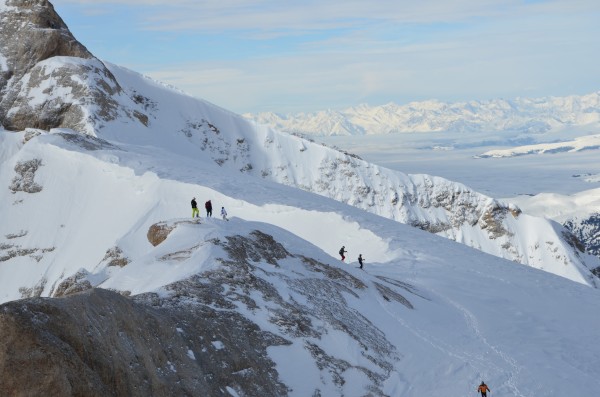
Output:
[{"xmin": 339, "ymin": 248, "xmax": 344, "ymax": 255}]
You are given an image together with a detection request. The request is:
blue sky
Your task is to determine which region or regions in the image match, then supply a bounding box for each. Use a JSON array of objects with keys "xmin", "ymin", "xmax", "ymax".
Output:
[{"xmin": 52, "ymin": 0, "xmax": 600, "ymax": 114}]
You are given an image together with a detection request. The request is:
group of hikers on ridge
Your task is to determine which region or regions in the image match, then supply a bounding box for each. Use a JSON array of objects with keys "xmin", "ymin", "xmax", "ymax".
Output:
[
  {"xmin": 191, "ymin": 198, "xmax": 227, "ymax": 221},
  {"xmin": 339, "ymin": 246, "xmax": 365, "ymax": 269}
]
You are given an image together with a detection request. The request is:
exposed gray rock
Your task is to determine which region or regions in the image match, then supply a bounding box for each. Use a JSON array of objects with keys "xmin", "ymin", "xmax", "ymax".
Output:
[
  {"xmin": 52, "ymin": 270, "xmax": 93, "ymax": 297},
  {"xmin": 0, "ymin": 0, "xmax": 92, "ymax": 92},
  {"xmin": 0, "ymin": 0, "xmax": 147, "ymax": 133},
  {"xmin": 564, "ymin": 215, "xmax": 600, "ymax": 256},
  {"xmin": 101, "ymin": 247, "xmax": 130, "ymax": 268},
  {"xmin": 9, "ymin": 158, "xmax": 43, "ymax": 193}
]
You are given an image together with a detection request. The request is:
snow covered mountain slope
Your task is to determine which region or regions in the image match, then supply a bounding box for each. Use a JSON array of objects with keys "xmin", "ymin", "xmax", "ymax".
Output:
[
  {"xmin": 109, "ymin": 64, "xmax": 600, "ymax": 285},
  {"xmin": 244, "ymin": 92, "xmax": 600, "ymax": 136},
  {"xmin": 509, "ymin": 189, "xmax": 600, "ymax": 271},
  {"xmin": 1, "ymin": 89, "xmax": 598, "ymax": 288},
  {"xmin": 2, "ymin": 2, "xmax": 600, "ymax": 395},
  {"xmin": 0, "ymin": 0, "xmax": 598, "ymax": 287},
  {"xmin": 3, "ymin": 215, "xmax": 600, "ymax": 396}
]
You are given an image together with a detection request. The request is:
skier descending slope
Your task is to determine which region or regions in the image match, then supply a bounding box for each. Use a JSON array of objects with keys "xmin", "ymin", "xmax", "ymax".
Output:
[{"xmin": 478, "ymin": 381, "xmax": 491, "ymax": 396}]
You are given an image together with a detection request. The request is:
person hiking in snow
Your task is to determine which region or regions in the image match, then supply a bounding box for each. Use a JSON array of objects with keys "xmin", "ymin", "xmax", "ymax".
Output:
[
  {"xmin": 221, "ymin": 206, "xmax": 228, "ymax": 221},
  {"xmin": 205, "ymin": 200, "xmax": 213, "ymax": 217},
  {"xmin": 477, "ymin": 381, "xmax": 491, "ymax": 397},
  {"xmin": 191, "ymin": 197, "xmax": 199, "ymax": 218},
  {"xmin": 358, "ymin": 254, "xmax": 364, "ymax": 269},
  {"xmin": 339, "ymin": 246, "xmax": 347, "ymax": 261}
]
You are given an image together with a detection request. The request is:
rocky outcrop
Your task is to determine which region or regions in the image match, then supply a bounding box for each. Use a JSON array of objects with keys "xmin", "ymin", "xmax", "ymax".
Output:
[
  {"xmin": 147, "ymin": 220, "xmax": 200, "ymax": 247},
  {"xmin": 0, "ymin": 0, "xmax": 92, "ymax": 81},
  {"xmin": 0, "ymin": 287, "xmax": 290, "ymax": 397},
  {"xmin": 564, "ymin": 214, "xmax": 600, "ymax": 258},
  {"xmin": 9, "ymin": 158, "xmax": 43, "ymax": 193},
  {"xmin": 0, "ymin": 226, "xmax": 416, "ymax": 395},
  {"xmin": 0, "ymin": 0, "xmax": 145, "ymax": 133}
]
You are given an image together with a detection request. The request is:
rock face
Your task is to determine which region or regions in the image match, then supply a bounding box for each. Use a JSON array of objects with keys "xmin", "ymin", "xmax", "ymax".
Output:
[
  {"xmin": 0, "ymin": 226, "xmax": 413, "ymax": 396},
  {"xmin": 0, "ymin": 288, "xmax": 286, "ymax": 397},
  {"xmin": 0, "ymin": 0, "xmax": 92, "ymax": 82},
  {"xmin": 0, "ymin": 0, "xmax": 144, "ymax": 133},
  {"xmin": 564, "ymin": 214, "xmax": 600, "ymax": 274}
]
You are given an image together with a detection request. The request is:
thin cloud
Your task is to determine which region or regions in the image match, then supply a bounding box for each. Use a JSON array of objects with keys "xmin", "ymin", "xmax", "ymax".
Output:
[
  {"xmin": 55, "ymin": 0, "xmax": 599, "ymax": 33},
  {"xmin": 52, "ymin": 0, "xmax": 600, "ymax": 113}
]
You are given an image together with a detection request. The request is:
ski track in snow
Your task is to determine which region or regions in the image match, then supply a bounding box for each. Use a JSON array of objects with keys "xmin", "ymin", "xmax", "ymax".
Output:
[
  {"xmin": 441, "ymin": 295, "xmax": 526, "ymax": 397},
  {"xmin": 369, "ymin": 281, "xmax": 488, "ymax": 394},
  {"xmin": 371, "ymin": 269, "xmax": 530, "ymax": 397}
]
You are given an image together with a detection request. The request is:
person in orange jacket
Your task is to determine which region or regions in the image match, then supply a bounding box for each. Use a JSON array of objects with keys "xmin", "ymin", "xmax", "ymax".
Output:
[{"xmin": 477, "ymin": 381, "xmax": 491, "ymax": 396}]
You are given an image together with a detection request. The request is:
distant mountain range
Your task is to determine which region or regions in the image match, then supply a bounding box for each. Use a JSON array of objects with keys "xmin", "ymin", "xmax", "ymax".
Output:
[{"xmin": 244, "ymin": 92, "xmax": 600, "ymax": 136}]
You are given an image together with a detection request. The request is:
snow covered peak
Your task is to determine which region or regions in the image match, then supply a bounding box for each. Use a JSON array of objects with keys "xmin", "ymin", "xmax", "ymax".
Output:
[{"xmin": 245, "ymin": 92, "xmax": 600, "ymax": 136}]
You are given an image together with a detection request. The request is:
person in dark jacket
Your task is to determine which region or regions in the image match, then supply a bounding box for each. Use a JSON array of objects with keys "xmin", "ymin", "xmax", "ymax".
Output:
[
  {"xmin": 339, "ymin": 246, "xmax": 347, "ymax": 261},
  {"xmin": 191, "ymin": 197, "xmax": 199, "ymax": 218},
  {"xmin": 358, "ymin": 254, "xmax": 364, "ymax": 269},
  {"xmin": 205, "ymin": 200, "xmax": 213, "ymax": 217}
]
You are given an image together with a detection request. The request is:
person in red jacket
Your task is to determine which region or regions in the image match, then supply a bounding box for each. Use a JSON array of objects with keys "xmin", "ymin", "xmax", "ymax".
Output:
[{"xmin": 477, "ymin": 381, "xmax": 491, "ymax": 396}]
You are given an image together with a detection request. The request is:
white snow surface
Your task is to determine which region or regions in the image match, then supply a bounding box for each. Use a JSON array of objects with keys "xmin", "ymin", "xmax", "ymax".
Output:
[
  {"xmin": 0, "ymin": 59, "xmax": 596, "ymax": 288},
  {"xmin": 2, "ymin": 58, "xmax": 600, "ymax": 395},
  {"xmin": 508, "ymin": 188, "xmax": 600, "ymax": 224},
  {"xmin": 477, "ymin": 133, "xmax": 600, "ymax": 158}
]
